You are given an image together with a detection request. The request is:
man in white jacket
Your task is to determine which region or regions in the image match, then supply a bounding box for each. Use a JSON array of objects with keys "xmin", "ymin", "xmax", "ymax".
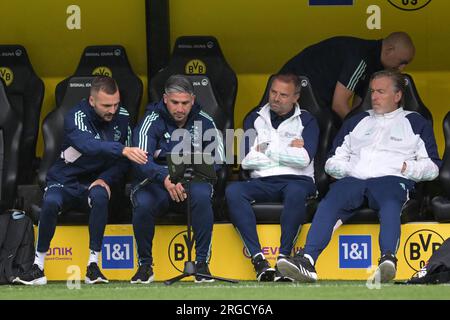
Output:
[
  {"xmin": 226, "ymin": 74, "xmax": 319, "ymax": 281},
  {"xmin": 277, "ymin": 69, "xmax": 441, "ymax": 283}
]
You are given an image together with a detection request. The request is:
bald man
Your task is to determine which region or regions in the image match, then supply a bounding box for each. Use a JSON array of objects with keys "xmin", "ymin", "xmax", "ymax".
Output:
[{"xmin": 279, "ymin": 32, "xmax": 415, "ymax": 124}]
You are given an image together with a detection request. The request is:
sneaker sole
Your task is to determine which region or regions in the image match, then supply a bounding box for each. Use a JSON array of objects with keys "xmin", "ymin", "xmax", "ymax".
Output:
[
  {"xmin": 130, "ymin": 275, "xmax": 154, "ymax": 284},
  {"xmin": 274, "ymin": 276, "xmax": 294, "ymax": 282},
  {"xmin": 13, "ymin": 276, "xmax": 47, "ymax": 286},
  {"xmin": 257, "ymin": 268, "xmax": 276, "ymax": 282},
  {"xmin": 377, "ymin": 260, "xmax": 396, "ymax": 283},
  {"xmin": 276, "ymin": 259, "xmax": 317, "ymax": 283},
  {"xmin": 85, "ymin": 277, "xmax": 109, "ymax": 284},
  {"xmin": 194, "ymin": 278, "xmax": 215, "ymax": 283}
]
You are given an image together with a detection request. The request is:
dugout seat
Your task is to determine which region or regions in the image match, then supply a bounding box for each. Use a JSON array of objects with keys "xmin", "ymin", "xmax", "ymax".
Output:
[
  {"xmin": 0, "ymin": 79, "xmax": 23, "ymax": 212},
  {"xmin": 342, "ymin": 73, "xmax": 433, "ymax": 224},
  {"xmin": 55, "ymin": 45, "xmax": 142, "ymax": 126},
  {"xmin": 231, "ymin": 75, "xmax": 335, "ymax": 223},
  {"xmin": 0, "ymin": 45, "xmax": 44, "ymax": 184},
  {"xmin": 149, "ymin": 35, "xmax": 237, "ymax": 128},
  {"xmin": 431, "ymin": 111, "xmax": 450, "ymax": 222},
  {"xmin": 136, "ymin": 74, "xmax": 231, "ymax": 224},
  {"xmin": 33, "ymin": 76, "xmax": 128, "ymax": 224}
]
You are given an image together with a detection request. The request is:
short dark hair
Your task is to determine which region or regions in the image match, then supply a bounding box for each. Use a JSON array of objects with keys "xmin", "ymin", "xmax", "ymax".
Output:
[
  {"xmin": 164, "ymin": 74, "xmax": 194, "ymax": 95},
  {"xmin": 90, "ymin": 76, "xmax": 118, "ymax": 95},
  {"xmin": 272, "ymin": 73, "xmax": 301, "ymax": 95}
]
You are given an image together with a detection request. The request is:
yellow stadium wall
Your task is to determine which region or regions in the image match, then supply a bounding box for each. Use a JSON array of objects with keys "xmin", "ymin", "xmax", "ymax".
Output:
[
  {"xmin": 0, "ymin": 0, "xmax": 449, "ymax": 156},
  {"xmin": 41, "ymin": 223, "xmax": 450, "ymax": 282}
]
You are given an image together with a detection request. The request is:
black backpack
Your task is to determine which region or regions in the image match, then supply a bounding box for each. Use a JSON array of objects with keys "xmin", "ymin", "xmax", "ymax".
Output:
[
  {"xmin": 0, "ymin": 209, "xmax": 35, "ymax": 284},
  {"xmin": 401, "ymin": 237, "xmax": 450, "ymax": 285}
]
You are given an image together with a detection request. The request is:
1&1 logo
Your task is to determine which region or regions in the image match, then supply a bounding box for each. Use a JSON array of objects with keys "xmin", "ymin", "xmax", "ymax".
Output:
[
  {"xmin": 388, "ymin": 0, "xmax": 432, "ymax": 11},
  {"xmin": 168, "ymin": 230, "xmax": 199, "ymax": 272},
  {"xmin": 403, "ymin": 229, "xmax": 444, "ymax": 271}
]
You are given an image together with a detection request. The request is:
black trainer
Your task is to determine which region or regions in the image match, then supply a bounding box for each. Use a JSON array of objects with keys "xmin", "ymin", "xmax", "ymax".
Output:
[
  {"xmin": 13, "ymin": 264, "xmax": 47, "ymax": 285},
  {"xmin": 276, "ymin": 249, "xmax": 317, "ymax": 282},
  {"xmin": 195, "ymin": 261, "xmax": 215, "ymax": 283},
  {"xmin": 251, "ymin": 253, "xmax": 275, "ymax": 282},
  {"xmin": 130, "ymin": 264, "xmax": 154, "ymax": 284},
  {"xmin": 376, "ymin": 252, "xmax": 397, "ymax": 283},
  {"xmin": 85, "ymin": 262, "xmax": 109, "ymax": 284}
]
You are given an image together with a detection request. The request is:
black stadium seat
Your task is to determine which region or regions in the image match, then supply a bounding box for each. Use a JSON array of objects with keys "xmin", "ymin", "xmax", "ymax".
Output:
[
  {"xmin": 431, "ymin": 111, "xmax": 450, "ymax": 222},
  {"xmin": 0, "ymin": 79, "xmax": 23, "ymax": 211},
  {"xmin": 0, "ymin": 45, "xmax": 44, "ymax": 184},
  {"xmin": 234, "ymin": 75, "xmax": 335, "ymax": 224},
  {"xmin": 149, "ymin": 36, "xmax": 237, "ymax": 128},
  {"xmin": 343, "ymin": 73, "xmax": 433, "ymax": 224},
  {"xmin": 55, "ymin": 45, "xmax": 143, "ymax": 126}
]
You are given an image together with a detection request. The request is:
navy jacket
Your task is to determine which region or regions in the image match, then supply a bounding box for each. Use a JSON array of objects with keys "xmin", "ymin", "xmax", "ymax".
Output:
[
  {"xmin": 131, "ymin": 100, "xmax": 225, "ymax": 185},
  {"xmin": 46, "ymin": 99, "xmax": 131, "ymax": 194}
]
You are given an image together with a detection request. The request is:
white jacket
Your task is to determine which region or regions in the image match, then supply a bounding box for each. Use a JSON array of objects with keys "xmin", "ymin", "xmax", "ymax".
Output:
[
  {"xmin": 326, "ymin": 108, "xmax": 440, "ymax": 182},
  {"xmin": 242, "ymin": 103, "xmax": 319, "ymax": 180}
]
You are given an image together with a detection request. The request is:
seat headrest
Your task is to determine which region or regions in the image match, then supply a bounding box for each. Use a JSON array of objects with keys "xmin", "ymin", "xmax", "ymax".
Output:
[
  {"xmin": 59, "ymin": 76, "xmax": 95, "ymax": 112},
  {"xmin": 150, "ymin": 36, "xmax": 237, "ymax": 127},
  {"xmin": 75, "ymin": 45, "xmax": 133, "ymax": 77},
  {"xmin": 173, "ymin": 36, "xmax": 225, "ymax": 59},
  {"xmin": 0, "ymin": 45, "xmax": 38, "ymax": 94}
]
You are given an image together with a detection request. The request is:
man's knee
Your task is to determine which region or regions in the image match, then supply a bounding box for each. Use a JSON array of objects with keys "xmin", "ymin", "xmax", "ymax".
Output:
[
  {"xmin": 41, "ymin": 193, "xmax": 63, "ymax": 216},
  {"xmin": 190, "ymin": 184, "xmax": 212, "ymax": 203},
  {"xmin": 89, "ymin": 185, "xmax": 109, "ymax": 207}
]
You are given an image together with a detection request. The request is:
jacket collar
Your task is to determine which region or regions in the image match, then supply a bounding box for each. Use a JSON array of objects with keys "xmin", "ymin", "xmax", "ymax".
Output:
[
  {"xmin": 372, "ymin": 107, "xmax": 404, "ymax": 119},
  {"xmin": 258, "ymin": 102, "xmax": 301, "ymax": 122}
]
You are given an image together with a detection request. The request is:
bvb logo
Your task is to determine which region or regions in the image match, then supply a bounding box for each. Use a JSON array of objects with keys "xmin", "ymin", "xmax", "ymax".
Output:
[
  {"xmin": 92, "ymin": 66, "xmax": 113, "ymax": 77},
  {"xmin": 403, "ymin": 229, "xmax": 444, "ymax": 271},
  {"xmin": 0, "ymin": 67, "xmax": 14, "ymax": 86},
  {"xmin": 185, "ymin": 59, "xmax": 206, "ymax": 74},
  {"xmin": 168, "ymin": 230, "xmax": 197, "ymax": 272},
  {"xmin": 388, "ymin": 0, "xmax": 432, "ymax": 11}
]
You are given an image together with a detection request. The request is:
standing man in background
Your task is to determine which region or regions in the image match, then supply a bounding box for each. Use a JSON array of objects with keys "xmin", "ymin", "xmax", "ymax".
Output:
[{"xmin": 279, "ymin": 32, "xmax": 415, "ymax": 125}]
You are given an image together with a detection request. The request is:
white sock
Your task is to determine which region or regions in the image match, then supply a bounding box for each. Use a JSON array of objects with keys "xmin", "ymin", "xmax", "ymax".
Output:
[
  {"xmin": 88, "ymin": 250, "xmax": 100, "ymax": 266},
  {"xmin": 34, "ymin": 251, "xmax": 46, "ymax": 271},
  {"xmin": 304, "ymin": 254, "xmax": 315, "ymax": 266}
]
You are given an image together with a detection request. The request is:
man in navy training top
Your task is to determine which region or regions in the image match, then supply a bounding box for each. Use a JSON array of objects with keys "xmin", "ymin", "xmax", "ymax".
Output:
[
  {"xmin": 129, "ymin": 74, "xmax": 225, "ymax": 284},
  {"xmin": 226, "ymin": 73, "xmax": 319, "ymax": 282},
  {"xmin": 14, "ymin": 76, "xmax": 148, "ymax": 285},
  {"xmin": 277, "ymin": 70, "xmax": 441, "ymax": 283},
  {"xmin": 280, "ymin": 32, "xmax": 415, "ymax": 123}
]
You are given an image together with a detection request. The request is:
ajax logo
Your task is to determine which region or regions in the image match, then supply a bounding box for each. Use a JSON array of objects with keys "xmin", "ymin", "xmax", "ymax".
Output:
[
  {"xmin": 388, "ymin": 0, "xmax": 432, "ymax": 11},
  {"xmin": 0, "ymin": 67, "xmax": 14, "ymax": 86},
  {"xmin": 185, "ymin": 59, "xmax": 206, "ymax": 74},
  {"xmin": 92, "ymin": 66, "xmax": 113, "ymax": 77},
  {"xmin": 403, "ymin": 229, "xmax": 444, "ymax": 271},
  {"xmin": 168, "ymin": 230, "xmax": 197, "ymax": 272}
]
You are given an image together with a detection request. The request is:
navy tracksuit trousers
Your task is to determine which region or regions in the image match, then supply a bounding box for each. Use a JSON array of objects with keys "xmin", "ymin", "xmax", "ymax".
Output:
[
  {"xmin": 37, "ymin": 184, "xmax": 110, "ymax": 253},
  {"xmin": 131, "ymin": 182, "xmax": 213, "ymax": 265},
  {"xmin": 226, "ymin": 175, "xmax": 316, "ymax": 257},
  {"xmin": 304, "ymin": 176, "xmax": 414, "ymax": 262}
]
